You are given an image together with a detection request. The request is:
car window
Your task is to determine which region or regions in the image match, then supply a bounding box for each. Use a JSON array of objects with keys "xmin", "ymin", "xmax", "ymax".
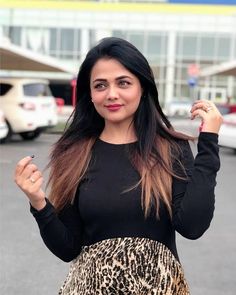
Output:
[
  {"xmin": 0, "ymin": 83, "xmax": 13, "ymax": 96},
  {"xmin": 23, "ymin": 83, "xmax": 52, "ymax": 97}
]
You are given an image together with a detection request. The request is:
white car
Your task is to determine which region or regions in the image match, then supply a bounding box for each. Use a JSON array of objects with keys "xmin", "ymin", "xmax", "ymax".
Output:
[
  {"xmin": 165, "ymin": 99, "xmax": 192, "ymax": 118},
  {"xmin": 219, "ymin": 113, "xmax": 236, "ymax": 152},
  {"xmin": 0, "ymin": 78, "xmax": 58, "ymax": 141},
  {"xmin": 0, "ymin": 109, "xmax": 9, "ymax": 143}
]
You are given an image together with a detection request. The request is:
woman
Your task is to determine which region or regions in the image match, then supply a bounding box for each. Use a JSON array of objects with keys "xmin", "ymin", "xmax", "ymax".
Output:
[{"xmin": 15, "ymin": 37, "xmax": 222, "ymax": 294}]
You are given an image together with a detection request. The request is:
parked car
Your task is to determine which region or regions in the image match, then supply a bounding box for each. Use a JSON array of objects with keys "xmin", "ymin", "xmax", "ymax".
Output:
[
  {"xmin": 219, "ymin": 113, "xmax": 236, "ymax": 152},
  {"xmin": 216, "ymin": 103, "xmax": 236, "ymax": 115},
  {"xmin": 0, "ymin": 78, "xmax": 58, "ymax": 141},
  {"xmin": 0, "ymin": 109, "xmax": 9, "ymax": 143},
  {"xmin": 165, "ymin": 98, "xmax": 192, "ymax": 118}
]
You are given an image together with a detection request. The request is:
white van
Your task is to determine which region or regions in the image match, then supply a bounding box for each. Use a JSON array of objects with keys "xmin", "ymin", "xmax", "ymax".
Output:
[{"xmin": 0, "ymin": 78, "xmax": 58, "ymax": 141}]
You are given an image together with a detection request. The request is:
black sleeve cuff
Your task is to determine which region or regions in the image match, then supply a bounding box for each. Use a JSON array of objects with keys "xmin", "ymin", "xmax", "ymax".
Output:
[
  {"xmin": 30, "ymin": 198, "xmax": 55, "ymax": 218},
  {"xmin": 199, "ymin": 131, "xmax": 218, "ymax": 143},
  {"xmin": 196, "ymin": 131, "xmax": 220, "ymax": 172}
]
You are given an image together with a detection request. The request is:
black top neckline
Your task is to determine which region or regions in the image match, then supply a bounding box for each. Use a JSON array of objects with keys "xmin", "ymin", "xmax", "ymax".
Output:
[{"xmin": 97, "ymin": 137, "xmax": 137, "ymax": 147}]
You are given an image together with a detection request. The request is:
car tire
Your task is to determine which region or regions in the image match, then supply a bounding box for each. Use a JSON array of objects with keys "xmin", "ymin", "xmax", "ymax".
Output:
[
  {"xmin": 0, "ymin": 121, "xmax": 13, "ymax": 143},
  {"xmin": 20, "ymin": 130, "xmax": 41, "ymax": 140}
]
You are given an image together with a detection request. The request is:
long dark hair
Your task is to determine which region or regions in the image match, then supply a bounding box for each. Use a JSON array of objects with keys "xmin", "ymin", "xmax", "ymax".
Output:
[{"xmin": 47, "ymin": 37, "xmax": 192, "ymax": 216}]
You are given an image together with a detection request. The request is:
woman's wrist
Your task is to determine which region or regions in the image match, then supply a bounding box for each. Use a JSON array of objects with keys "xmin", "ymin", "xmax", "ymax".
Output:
[{"xmin": 30, "ymin": 198, "xmax": 47, "ymax": 211}]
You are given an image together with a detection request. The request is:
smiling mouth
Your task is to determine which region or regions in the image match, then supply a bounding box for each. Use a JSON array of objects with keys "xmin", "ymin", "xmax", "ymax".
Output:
[{"xmin": 105, "ymin": 104, "xmax": 123, "ymax": 111}]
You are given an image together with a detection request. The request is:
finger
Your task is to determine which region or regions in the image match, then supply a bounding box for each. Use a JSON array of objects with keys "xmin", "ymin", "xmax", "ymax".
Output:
[
  {"xmin": 191, "ymin": 101, "xmax": 209, "ymax": 109},
  {"xmin": 21, "ymin": 164, "xmax": 39, "ymax": 180},
  {"xmin": 15, "ymin": 156, "xmax": 33, "ymax": 178},
  {"xmin": 191, "ymin": 101, "xmax": 215, "ymax": 113},
  {"xmin": 193, "ymin": 99, "xmax": 212, "ymax": 105},
  {"xmin": 26, "ymin": 178, "xmax": 44, "ymax": 199},
  {"xmin": 28, "ymin": 176, "xmax": 44, "ymax": 190},
  {"xmin": 29, "ymin": 170, "xmax": 43, "ymax": 184},
  {"xmin": 191, "ymin": 108, "xmax": 208, "ymax": 121},
  {"xmin": 35, "ymin": 176, "xmax": 43, "ymax": 187}
]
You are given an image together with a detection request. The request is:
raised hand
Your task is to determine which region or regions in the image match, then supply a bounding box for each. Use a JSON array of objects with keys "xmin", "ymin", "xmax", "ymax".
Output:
[
  {"xmin": 14, "ymin": 156, "xmax": 46, "ymax": 210},
  {"xmin": 190, "ymin": 100, "xmax": 223, "ymax": 134}
]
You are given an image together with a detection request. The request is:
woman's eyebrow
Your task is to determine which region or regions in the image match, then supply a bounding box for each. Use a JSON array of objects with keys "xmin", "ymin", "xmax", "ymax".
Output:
[
  {"xmin": 92, "ymin": 78, "xmax": 107, "ymax": 84},
  {"xmin": 92, "ymin": 75, "xmax": 132, "ymax": 84},
  {"xmin": 116, "ymin": 75, "xmax": 132, "ymax": 80}
]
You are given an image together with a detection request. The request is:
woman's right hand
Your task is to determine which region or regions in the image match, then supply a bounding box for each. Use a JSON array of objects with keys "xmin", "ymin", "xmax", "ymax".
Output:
[{"xmin": 14, "ymin": 156, "xmax": 46, "ymax": 210}]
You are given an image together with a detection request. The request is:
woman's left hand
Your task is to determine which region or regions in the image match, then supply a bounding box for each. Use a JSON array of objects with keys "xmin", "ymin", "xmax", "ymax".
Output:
[{"xmin": 190, "ymin": 99, "xmax": 223, "ymax": 134}]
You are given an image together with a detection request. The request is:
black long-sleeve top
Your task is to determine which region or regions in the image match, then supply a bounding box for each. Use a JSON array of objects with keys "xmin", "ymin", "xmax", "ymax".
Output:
[{"xmin": 30, "ymin": 132, "xmax": 220, "ymax": 262}]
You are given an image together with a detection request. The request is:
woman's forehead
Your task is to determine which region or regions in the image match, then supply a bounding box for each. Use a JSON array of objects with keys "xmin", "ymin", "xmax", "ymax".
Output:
[{"xmin": 90, "ymin": 58, "xmax": 135, "ymax": 81}]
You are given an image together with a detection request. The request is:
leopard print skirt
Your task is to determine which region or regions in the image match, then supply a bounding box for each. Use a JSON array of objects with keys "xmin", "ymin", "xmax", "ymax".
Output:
[{"xmin": 58, "ymin": 237, "xmax": 190, "ymax": 295}]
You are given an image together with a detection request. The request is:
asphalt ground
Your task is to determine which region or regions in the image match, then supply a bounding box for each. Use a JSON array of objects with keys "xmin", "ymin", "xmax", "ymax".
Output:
[{"xmin": 0, "ymin": 120, "xmax": 236, "ymax": 295}]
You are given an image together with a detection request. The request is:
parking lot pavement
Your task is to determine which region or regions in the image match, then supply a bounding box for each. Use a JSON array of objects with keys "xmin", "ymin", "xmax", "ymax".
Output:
[{"xmin": 1, "ymin": 127, "xmax": 236, "ymax": 295}]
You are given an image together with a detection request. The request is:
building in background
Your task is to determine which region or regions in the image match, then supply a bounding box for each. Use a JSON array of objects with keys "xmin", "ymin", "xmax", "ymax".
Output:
[{"xmin": 0, "ymin": 0, "xmax": 235, "ymax": 107}]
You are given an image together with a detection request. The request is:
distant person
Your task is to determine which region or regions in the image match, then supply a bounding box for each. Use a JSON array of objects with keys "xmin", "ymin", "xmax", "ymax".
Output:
[{"xmin": 15, "ymin": 37, "xmax": 223, "ymax": 294}]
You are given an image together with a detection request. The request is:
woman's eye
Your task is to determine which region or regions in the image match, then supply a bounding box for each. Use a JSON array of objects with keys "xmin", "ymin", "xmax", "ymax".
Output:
[
  {"xmin": 94, "ymin": 83, "xmax": 106, "ymax": 90},
  {"xmin": 119, "ymin": 80, "xmax": 130, "ymax": 87}
]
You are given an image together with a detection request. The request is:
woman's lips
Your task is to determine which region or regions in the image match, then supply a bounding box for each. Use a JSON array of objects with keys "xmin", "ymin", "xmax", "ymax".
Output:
[{"xmin": 105, "ymin": 104, "xmax": 123, "ymax": 111}]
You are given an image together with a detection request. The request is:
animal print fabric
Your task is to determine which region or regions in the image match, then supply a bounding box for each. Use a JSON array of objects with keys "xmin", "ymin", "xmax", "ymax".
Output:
[{"xmin": 58, "ymin": 237, "xmax": 190, "ymax": 295}]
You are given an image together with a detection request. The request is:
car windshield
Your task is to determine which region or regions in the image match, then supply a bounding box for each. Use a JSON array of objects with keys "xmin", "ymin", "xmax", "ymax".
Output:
[{"xmin": 23, "ymin": 83, "xmax": 52, "ymax": 97}]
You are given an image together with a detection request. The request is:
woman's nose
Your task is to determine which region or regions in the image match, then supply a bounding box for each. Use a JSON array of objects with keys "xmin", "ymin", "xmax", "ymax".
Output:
[{"xmin": 107, "ymin": 85, "xmax": 118, "ymax": 100}]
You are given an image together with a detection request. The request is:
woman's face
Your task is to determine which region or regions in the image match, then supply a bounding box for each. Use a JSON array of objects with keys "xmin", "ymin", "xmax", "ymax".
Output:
[{"xmin": 90, "ymin": 58, "xmax": 142, "ymax": 126}]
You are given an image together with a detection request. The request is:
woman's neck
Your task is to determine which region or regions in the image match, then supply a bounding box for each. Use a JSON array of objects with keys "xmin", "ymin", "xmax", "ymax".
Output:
[{"xmin": 99, "ymin": 122, "xmax": 137, "ymax": 144}]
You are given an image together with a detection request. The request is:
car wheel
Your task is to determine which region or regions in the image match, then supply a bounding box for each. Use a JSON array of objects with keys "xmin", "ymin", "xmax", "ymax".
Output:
[
  {"xmin": 0, "ymin": 121, "xmax": 13, "ymax": 143},
  {"xmin": 20, "ymin": 130, "xmax": 41, "ymax": 140}
]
